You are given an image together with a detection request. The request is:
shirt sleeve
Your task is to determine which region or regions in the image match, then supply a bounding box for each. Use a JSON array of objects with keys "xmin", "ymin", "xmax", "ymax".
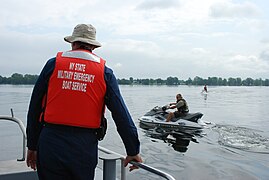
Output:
[
  {"xmin": 104, "ymin": 66, "xmax": 140, "ymax": 156},
  {"xmin": 26, "ymin": 58, "xmax": 56, "ymax": 150}
]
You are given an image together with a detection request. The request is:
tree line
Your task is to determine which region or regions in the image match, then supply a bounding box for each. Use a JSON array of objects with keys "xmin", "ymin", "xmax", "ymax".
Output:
[
  {"xmin": 0, "ymin": 73, "xmax": 269, "ymax": 86},
  {"xmin": 0, "ymin": 73, "xmax": 38, "ymax": 84},
  {"xmin": 118, "ymin": 76, "xmax": 269, "ymax": 86}
]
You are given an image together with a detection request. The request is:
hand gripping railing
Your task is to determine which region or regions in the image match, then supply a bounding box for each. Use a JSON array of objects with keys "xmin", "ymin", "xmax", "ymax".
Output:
[
  {"xmin": 98, "ymin": 146, "xmax": 176, "ymax": 180},
  {"xmin": 0, "ymin": 109, "xmax": 26, "ymax": 161}
]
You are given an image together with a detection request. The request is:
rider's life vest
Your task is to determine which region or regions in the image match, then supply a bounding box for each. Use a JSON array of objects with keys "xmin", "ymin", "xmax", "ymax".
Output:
[
  {"xmin": 44, "ymin": 50, "xmax": 106, "ymax": 128},
  {"xmin": 176, "ymin": 99, "xmax": 189, "ymax": 113}
]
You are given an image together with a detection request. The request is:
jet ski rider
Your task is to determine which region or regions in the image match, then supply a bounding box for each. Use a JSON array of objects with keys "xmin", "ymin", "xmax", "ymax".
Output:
[{"xmin": 166, "ymin": 94, "xmax": 189, "ymax": 122}]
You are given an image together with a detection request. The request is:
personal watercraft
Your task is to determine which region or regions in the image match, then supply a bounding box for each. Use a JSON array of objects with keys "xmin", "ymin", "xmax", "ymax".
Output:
[{"xmin": 138, "ymin": 105, "xmax": 204, "ymax": 130}]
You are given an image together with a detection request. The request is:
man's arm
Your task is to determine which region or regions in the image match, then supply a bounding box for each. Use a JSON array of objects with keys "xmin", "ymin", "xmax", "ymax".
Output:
[
  {"xmin": 104, "ymin": 66, "xmax": 140, "ymax": 156},
  {"xmin": 26, "ymin": 58, "xmax": 55, "ymax": 150}
]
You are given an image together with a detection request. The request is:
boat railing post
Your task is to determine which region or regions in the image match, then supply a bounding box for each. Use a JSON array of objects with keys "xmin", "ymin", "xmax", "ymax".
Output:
[
  {"xmin": 120, "ymin": 159, "xmax": 126, "ymax": 180},
  {"xmin": 99, "ymin": 153, "xmax": 122, "ymax": 180}
]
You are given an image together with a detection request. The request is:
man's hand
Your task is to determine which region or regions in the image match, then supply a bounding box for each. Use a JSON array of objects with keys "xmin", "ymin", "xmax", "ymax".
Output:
[
  {"xmin": 124, "ymin": 154, "xmax": 143, "ymax": 172},
  {"xmin": 26, "ymin": 149, "xmax": 37, "ymax": 170}
]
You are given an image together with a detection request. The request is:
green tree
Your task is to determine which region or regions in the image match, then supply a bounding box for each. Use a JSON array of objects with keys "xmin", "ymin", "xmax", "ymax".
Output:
[
  {"xmin": 149, "ymin": 78, "xmax": 155, "ymax": 85},
  {"xmin": 118, "ymin": 78, "xmax": 131, "ymax": 85},
  {"xmin": 10, "ymin": 73, "xmax": 24, "ymax": 84},
  {"xmin": 156, "ymin": 78, "xmax": 163, "ymax": 85},
  {"xmin": 129, "ymin": 77, "xmax": 133, "ymax": 84},
  {"xmin": 185, "ymin": 78, "xmax": 192, "ymax": 85},
  {"xmin": 166, "ymin": 76, "xmax": 178, "ymax": 85},
  {"xmin": 228, "ymin": 77, "xmax": 236, "ymax": 86},
  {"xmin": 193, "ymin": 76, "xmax": 204, "ymax": 85},
  {"xmin": 236, "ymin": 77, "xmax": 242, "ymax": 86},
  {"xmin": 242, "ymin": 78, "xmax": 254, "ymax": 86},
  {"xmin": 254, "ymin": 78, "xmax": 262, "ymax": 86},
  {"xmin": 217, "ymin": 77, "xmax": 223, "ymax": 86},
  {"xmin": 24, "ymin": 74, "xmax": 38, "ymax": 84},
  {"xmin": 264, "ymin": 79, "xmax": 269, "ymax": 86},
  {"xmin": 141, "ymin": 79, "xmax": 150, "ymax": 85},
  {"xmin": 208, "ymin": 77, "xmax": 218, "ymax": 85}
]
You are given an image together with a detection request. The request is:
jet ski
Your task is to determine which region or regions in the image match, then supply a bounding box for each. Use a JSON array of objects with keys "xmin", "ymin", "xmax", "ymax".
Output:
[{"xmin": 138, "ymin": 105, "xmax": 204, "ymax": 130}]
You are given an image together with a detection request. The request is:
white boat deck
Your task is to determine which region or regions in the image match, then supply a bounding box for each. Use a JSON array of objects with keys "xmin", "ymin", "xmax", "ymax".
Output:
[{"xmin": 0, "ymin": 160, "xmax": 103, "ymax": 180}]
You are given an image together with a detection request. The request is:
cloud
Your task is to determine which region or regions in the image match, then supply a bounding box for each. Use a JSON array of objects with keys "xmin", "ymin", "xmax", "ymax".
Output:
[
  {"xmin": 0, "ymin": 25, "xmax": 69, "ymax": 76},
  {"xmin": 233, "ymin": 18, "xmax": 268, "ymax": 32},
  {"xmin": 220, "ymin": 54, "xmax": 269, "ymax": 76},
  {"xmin": 136, "ymin": 0, "xmax": 180, "ymax": 10},
  {"xmin": 209, "ymin": 2, "xmax": 261, "ymax": 19},
  {"xmin": 261, "ymin": 38, "xmax": 269, "ymax": 44},
  {"xmin": 0, "ymin": 0, "xmax": 269, "ymax": 79},
  {"xmin": 103, "ymin": 39, "xmax": 162, "ymax": 58},
  {"xmin": 260, "ymin": 50, "xmax": 269, "ymax": 61},
  {"xmin": 191, "ymin": 48, "xmax": 209, "ymax": 55},
  {"xmin": 113, "ymin": 63, "xmax": 123, "ymax": 68}
]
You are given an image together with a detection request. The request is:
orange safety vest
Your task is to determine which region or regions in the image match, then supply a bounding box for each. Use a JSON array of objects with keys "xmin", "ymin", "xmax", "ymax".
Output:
[{"xmin": 44, "ymin": 50, "xmax": 106, "ymax": 128}]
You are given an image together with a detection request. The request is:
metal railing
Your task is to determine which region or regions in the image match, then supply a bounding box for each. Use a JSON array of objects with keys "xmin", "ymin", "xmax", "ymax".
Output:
[
  {"xmin": 98, "ymin": 146, "xmax": 176, "ymax": 180},
  {"xmin": 0, "ymin": 109, "xmax": 26, "ymax": 161},
  {"xmin": 0, "ymin": 110, "xmax": 176, "ymax": 180}
]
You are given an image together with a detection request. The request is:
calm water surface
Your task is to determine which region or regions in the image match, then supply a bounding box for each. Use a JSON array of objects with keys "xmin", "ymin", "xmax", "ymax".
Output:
[{"xmin": 0, "ymin": 85, "xmax": 269, "ymax": 179}]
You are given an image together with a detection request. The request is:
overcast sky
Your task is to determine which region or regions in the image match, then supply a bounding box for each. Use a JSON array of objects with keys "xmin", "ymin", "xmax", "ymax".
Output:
[{"xmin": 1, "ymin": 0, "xmax": 269, "ymax": 80}]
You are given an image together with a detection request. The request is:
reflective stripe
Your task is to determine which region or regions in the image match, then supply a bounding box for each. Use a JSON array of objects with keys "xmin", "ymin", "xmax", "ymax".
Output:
[{"xmin": 62, "ymin": 51, "xmax": 100, "ymax": 63}]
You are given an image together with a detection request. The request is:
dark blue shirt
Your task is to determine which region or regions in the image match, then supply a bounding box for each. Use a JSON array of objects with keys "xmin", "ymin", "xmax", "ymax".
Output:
[{"xmin": 27, "ymin": 57, "xmax": 140, "ymax": 156}]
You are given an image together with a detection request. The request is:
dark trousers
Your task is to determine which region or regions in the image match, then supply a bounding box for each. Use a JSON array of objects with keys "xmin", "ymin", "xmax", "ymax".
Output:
[{"xmin": 37, "ymin": 125, "xmax": 98, "ymax": 180}]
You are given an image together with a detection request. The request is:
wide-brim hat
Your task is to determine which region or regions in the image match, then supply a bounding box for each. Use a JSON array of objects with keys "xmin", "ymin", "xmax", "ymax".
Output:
[{"xmin": 64, "ymin": 24, "xmax": 102, "ymax": 48}]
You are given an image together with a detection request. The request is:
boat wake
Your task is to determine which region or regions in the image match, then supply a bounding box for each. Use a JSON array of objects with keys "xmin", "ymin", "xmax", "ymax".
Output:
[{"xmin": 213, "ymin": 124, "xmax": 269, "ymax": 154}]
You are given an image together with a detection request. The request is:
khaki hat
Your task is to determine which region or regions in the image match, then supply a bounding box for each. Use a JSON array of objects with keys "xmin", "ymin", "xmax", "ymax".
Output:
[{"xmin": 64, "ymin": 24, "xmax": 102, "ymax": 48}]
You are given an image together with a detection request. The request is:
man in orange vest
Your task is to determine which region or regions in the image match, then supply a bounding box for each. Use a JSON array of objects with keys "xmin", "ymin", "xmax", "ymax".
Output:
[{"xmin": 26, "ymin": 24, "xmax": 142, "ymax": 179}]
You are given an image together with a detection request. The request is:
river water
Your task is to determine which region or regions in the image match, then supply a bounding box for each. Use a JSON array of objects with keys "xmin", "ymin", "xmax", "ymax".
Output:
[{"xmin": 0, "ymin": 85, "xmax": 269, "ymax": 179}]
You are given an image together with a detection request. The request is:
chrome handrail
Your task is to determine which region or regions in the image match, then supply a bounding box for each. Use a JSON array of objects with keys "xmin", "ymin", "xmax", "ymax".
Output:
[
  {"xmin": 98, "ymin": 146, "xmax": 176, "ymax": 180},
  {"xmin": 0, "ymin": 109, "xmax": 26, "ymax": 161}
]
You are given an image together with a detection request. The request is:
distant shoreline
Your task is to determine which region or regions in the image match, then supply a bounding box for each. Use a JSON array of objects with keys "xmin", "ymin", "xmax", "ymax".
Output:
[{"xmin": 1, "ymin": 73, "xmax": 268, "ymax": 86}]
